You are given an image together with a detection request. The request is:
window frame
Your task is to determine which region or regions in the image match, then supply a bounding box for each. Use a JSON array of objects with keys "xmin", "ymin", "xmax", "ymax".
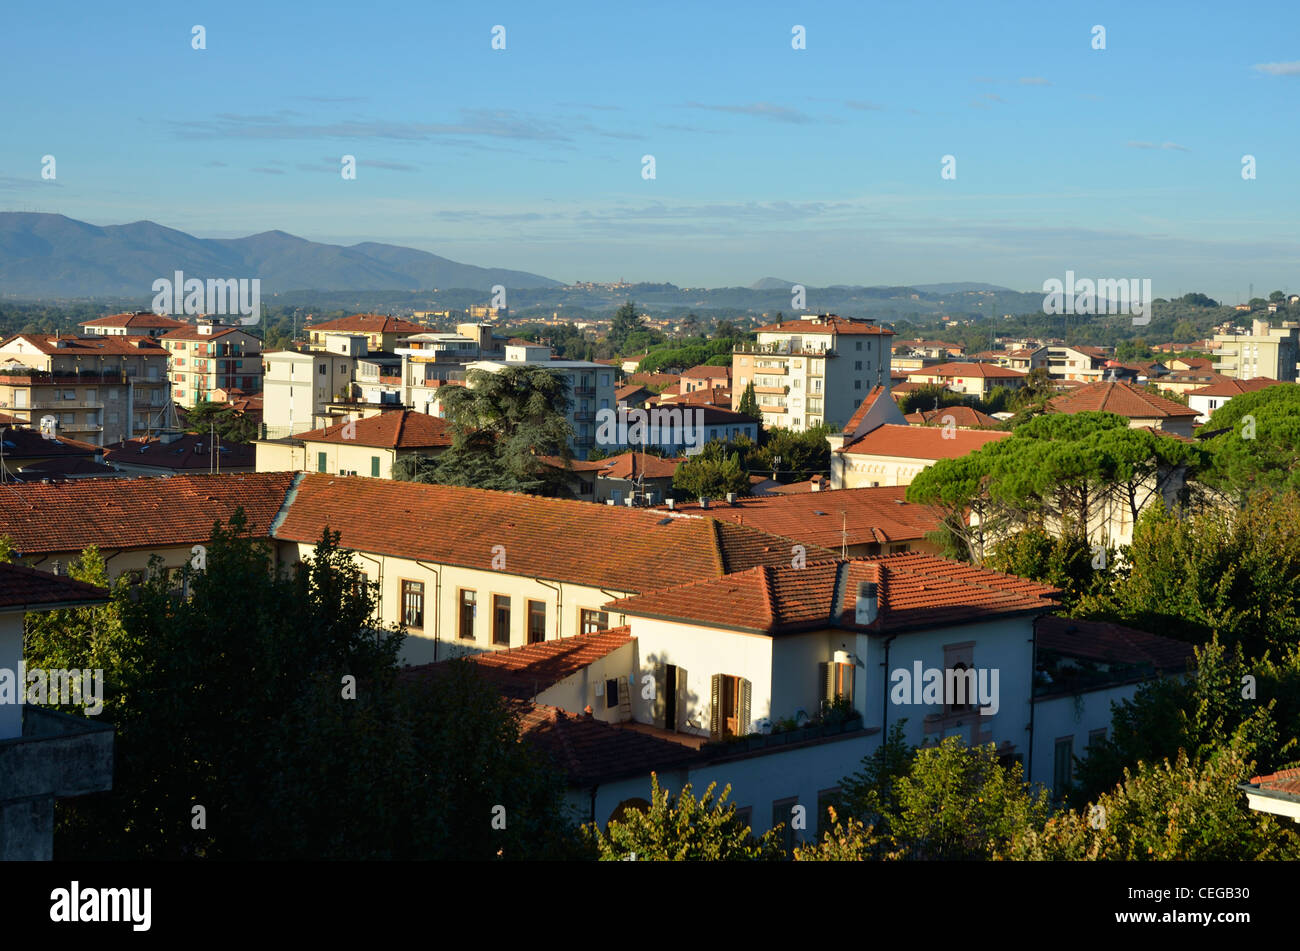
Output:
[
  {"xmin": 400, "ymin": 579, "xmax": 425, "ymax": 630},
  {"xmin": 492, "ymin": 593, "xmax": 512, "ymax": 646},
  {"xmin": 458, "ymin": 588, "xmax": 476, "ymax": 640}
]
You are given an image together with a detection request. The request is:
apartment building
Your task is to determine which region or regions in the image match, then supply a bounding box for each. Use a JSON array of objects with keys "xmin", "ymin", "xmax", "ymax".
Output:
[
  {"xmin": 905, "ymin": 362, "xmax": 1027, "ymax": 399},
  {"xmin": 306, "ymin": 314, "xmax": 425, "ymax": 353},
  {"xmin": 79, "ymin": 311, "xmax": 187, "ymax": 338},
  {"xmin": 255, "ymin": 409, "xmax": 453, "ymax": 478},
  {"xmin": 466, "ymin": 344, "xmax": 616, "ymax": 459},
  {"xmin": 1046, "ymin": 381, "xmax": 1200, "ymax": 438},
  {"xmin": 1185, "ymin": 377, "xmax": 1287, "ymax": 425},
  {"xmin": 1211, "ymin": 320, "xmax": 1300, "ymax": 382},
  {"xmin": 1043, "ymin": 345, "xmax": 1112, "ymax": 382},
  {"xmin": 160, "ymin": 321, "xmax": 263, "ymax": 409},
  {"xmin": 996, "ymin": 347, "xmax": 1049, "ymax": 372},
  {"xmin": 261, "ymin": 336, "xmax": 368, "ymax": 439},
  {"xmin": 0, "ymin": 334, "xmax": 172, "ymax": 447},
  {"xmin": 732, "ymin": 314, "xmax": 894, "ymax": 432},
  {"xmin": 395, "ymin": 324, "xmax": 503, "ymax": 415}
]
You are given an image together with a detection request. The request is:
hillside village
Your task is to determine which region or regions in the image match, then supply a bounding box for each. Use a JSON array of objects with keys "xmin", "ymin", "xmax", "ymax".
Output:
[{"xmin": 2, "ymin": 304, "xmax": 1298, "ymax": 862}]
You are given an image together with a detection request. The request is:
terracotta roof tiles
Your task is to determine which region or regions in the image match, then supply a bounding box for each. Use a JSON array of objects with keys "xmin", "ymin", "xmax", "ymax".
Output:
[
  {"xmin": 1048, "ymin": 381, "xmax": 1199, "ymax": 419},
  {"xmin": 0, "ymin": 562, "xmax": 109, "ymax": 610},
  {"xmin": 839, "ymin": 423, "xmax": 1010, "ymax": 460}
]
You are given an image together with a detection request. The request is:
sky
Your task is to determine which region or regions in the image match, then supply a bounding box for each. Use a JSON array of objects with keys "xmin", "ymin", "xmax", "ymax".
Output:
[{"xmin": 2, "ymin": 0, "xmax": 1297, "ymax": 301}]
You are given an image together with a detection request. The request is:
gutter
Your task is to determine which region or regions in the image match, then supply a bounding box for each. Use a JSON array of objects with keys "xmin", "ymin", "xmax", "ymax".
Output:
[
  {"xmin": 534, "ymin": 577, "xmax": 562, "ymax": 640},
  {"xmin": 415, "ymin": 560, "xmax": 442, "ymax": 661},
  {"xmin": 881, "ymin": 634, "xmax": 898, "ymax": 734}
]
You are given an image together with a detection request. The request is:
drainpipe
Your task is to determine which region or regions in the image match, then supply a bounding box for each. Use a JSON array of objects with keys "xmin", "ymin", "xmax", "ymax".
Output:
[
  {"xmin": 880, "ymin": 634, "xmax": 898, "ymax": 735},
  {"xmin": 589, "ymin": 785, "xmax": 598, "ymax": 825},
  {"xmin": 415, "ymin": 559, "xmax": 441, "ymax": 661},
  {"xmin": 534, "ymin": 577, "xmax": 562, "ymax": 639}
]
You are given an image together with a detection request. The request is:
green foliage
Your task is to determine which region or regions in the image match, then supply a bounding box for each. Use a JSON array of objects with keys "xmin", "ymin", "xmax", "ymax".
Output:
[
  {"xmin": 1071, "ymin": 637, "xmax": 1293, "ymax": 805},
  {"xmin": 635, "ymin": 339, "xmax": 736, "ymax": 374},
  {"xmin": 1081, "ymin": 492, "xmax": 1300, "ymax": 657},
  {"xmin": 583, "ymin": 773, "xmax": 784, "ymax": 861},
  {"xmin": 1004, "ymin": 740, "xmax": 1300, "ymax": 861},
  {"xmin": 837, "ymin": 721, "xmax": 914, "ymax": 854},
  {"xmin": 747, "ymin": 425, "xmax": 832, "ymax": 482},
  {"xmin": 672, "ymin": 449, "xmax": 749, "ymax": 501},
  {"xmin": 32, "ymin": 516, "xmax": 574, "ymax": 860},
  {"xmin": 1201, "ymin": 385, "xmax": 1300, "ymax": 498},
  {"xmin": 986, "ymin": 526, "xmax": 1112, "ymax": 611},
  {"xmin": 885, "ymin": 738, "xmax": 1051, "ymax": 860},
  {"xmin": 793, "ymin": 807, "xmax": 880, "ymax": 860},
  {"xmin": 182, "ymin": 399, "xmax": 259, "ymax": 443},
  {"xmin": 737, "ymin": 381, "xmax": 758, "ymax": 419},
  {"xmin": 407, "ymin": 366, "xmax": 575, "ymax": 495}
]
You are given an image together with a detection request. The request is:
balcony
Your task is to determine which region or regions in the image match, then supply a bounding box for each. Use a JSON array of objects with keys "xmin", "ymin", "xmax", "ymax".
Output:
[
  {"xmin": 753, "ymin": 385, "xmax": 788, "ymax": 396},
  {"xmin": 573, "ymin": 410, "xmax": 595, "ymax": 422},
  {"xmin": 30, "ymin": 400, "xmax": 103, "ymax": 410},
  {"xmin": 63, "ymin": 423, "xmax": 103, "ymax": 434},
  {"xmin": 572, "ymin": 385, "xmax": 597, "ymax": 398},
  {"xmin": 758, "ymin": 404, "xmax": 788, "ymax": 414},
  {"xmin": 735, "ymin": 342, "xmax": 836, "ymax": 357}
]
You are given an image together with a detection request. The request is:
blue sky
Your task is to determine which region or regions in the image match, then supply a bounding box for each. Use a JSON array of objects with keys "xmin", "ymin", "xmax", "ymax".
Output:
[{"xmin": 2, "ymin": 0, "xmax": 1297, "ymax": 300}]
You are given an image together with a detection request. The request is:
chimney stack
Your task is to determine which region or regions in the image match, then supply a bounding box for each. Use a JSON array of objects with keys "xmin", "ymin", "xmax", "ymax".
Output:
[{"xmin": 854, "ymin": 580, "xmax": 879, "ymax": 625}]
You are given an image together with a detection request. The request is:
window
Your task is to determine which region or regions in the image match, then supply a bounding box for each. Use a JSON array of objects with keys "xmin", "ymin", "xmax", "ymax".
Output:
[
  {"xmin": 1053, "ymin": 737, "xmax": 1074, "ymax": 796},
  {"xmin": 855, "ymin": 361, "xmax": 862, "ymax": 370},
  {"xmin": 401, "ymin": 580, "xmax": 424, "ymax": 629},
  {"xmin": 527, "ymin": 599, "xmax": 546, "ymax": 643},
  {"xmin": 710, "ymin": 674, "xmax": 750, "ymax": 738},
  {"xmin": 458, "ymin": 589, "xmax": 476, "ymax": 640},
  {"xmin": 605, "ymin": 678, "xmax": 619, "ymax": 710},
  {"xmin": 820, "ymin": 660, "xmax": 855, "ymax": 709},
  {"xmin": 492, "ymin": 594, "xmax": 511, "ymax": 645},
  {"xmin": 946, "ymin": 662, "xmax": 976, "ymax": 712},
  {"xmin": 370, "ymin": 456, "xmax": 380, "ymax": 477},
  {"xmin": 319, "ymin": 365, "xmax": 326, "ymax": 375},
  {"xmin": 1088, "ymin": 728, "xmax": 1107, "ymax": 750},
  {"xmin": 772, "ymin": 797, "xmax": 799, "ymax": 855},
  {"xmin": 856, "ymin": 341, "xmax": 863, "ymax": 351},
  {"xmin": 581, "ymin": 609, "xmax": 608, "ymax": 634},
  {"xmin": 317, "ymin": 452, "xmax": 328, "ymax": 473},
  {"xmin": 854, "ymin": 380, "xmax": 862, "ymax": 390}
]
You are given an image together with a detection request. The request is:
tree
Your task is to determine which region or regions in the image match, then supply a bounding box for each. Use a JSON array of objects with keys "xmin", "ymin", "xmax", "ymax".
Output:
[
  {"xmin": 583, "ymin": 773, "xmax": 784, "ymax": 860},
  {"xmin": 679, "ymin": 313, "xmax": 701, "ymax": 338},
  {"xmin": 672, "ymin": 449, "xmax": 749, "ymax": 501},
  {"xmin": 986, "ymin": 525, "xmax": 1112, "ymax": 611},
  {"xmin": 30, "ymin": 515, "xmax": 575, "ymax": 860},
  {"xmin": 183, "ymin": 399, "xmax": 259, "ymax": 443},
  {"xmin": 1201, "ymin": 385, "xmax": 1300, "ymax": 499},
  {"xmin": 423, "ymin": 366, "xmax": 575, "ymax": 494},
  {"xmin": 737, "ymin": 381, "xmax": 758, "ymax": 419},
  {"xmin": 608, "ymin": 301, "xmax": 645, "ymax": 353},
  {"xmin": 1004, "ymin": 740, "xmax": 1300, "ymax": 861},
  {"xmin": 884, "ymin": 738, "xmax": 1050, "ymax": 860},
  {"xmin": 793, "ymin": 807, "xmax": 880, "ymax": 860}
]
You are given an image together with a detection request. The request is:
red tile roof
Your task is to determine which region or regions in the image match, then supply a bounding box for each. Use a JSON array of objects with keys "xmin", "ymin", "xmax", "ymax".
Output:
[
  {"xmin": 274, "ymin": 474, "xmax": 836, "ymax": 591},
  {"xmin": 408, "ymin": 628, "xmax": 634, "ymax": 700},
  {"xmin": 912, "ymin": 362, "xmax": 1027, "ymax": 380},
  {"xmin": 80, "ymin": 312, "xmax": 187, "ymax": 330},
  {"xmin": 0, "ymin": 472, "xmax": 297, "ymax": 555},
  {"xmin": 754, "ymin": 315, "xmax": 892, "ymax": 336},
  {"xmin": 159, "ymin": 326, "xmax": 254, "ymax": 342},
  {"xmin": 839, "ymin": 423, "xmax": 1010, "ymax": 460},
  {"xmin": 288, "ymin": 410, "xmax": 454, "ymax": 449},
  {"xmin": 517, "ymin": 703, "xmax": 703, "ymax": 785},
  {"xmin": 904, "ymin": 406, "xmax": 1003, "ymax": 429},
  {"xmin": 1246, "ymin": 768, "xmax": 1300, "ymax": 798},
  {"xmin": 0, "ymin": 428, "xmax": 100, "ymax": 460},
  {"xmin": 626, "ymin": 372, "xmax": 681, "ymax": 390},
  {"xmin": 0, "ymin": 562, "xmax": 109, "ymax": 610},
  {"xmin": 308, "ymin": 314, "xmax": 425, "ymax": 334},
  {"xmin": 841, "ymin": 385, "xmax": 890, "ymax": 435},
  {"xmin": 1186, "ymin": 377, "xmax": 1286, "ymax": 398},
  {"xmin": 103, "ymin": 433, "xmax": 257, "ymax": 471},
  {"xmin": 2, "ymin": 334, "xmax": 167, "ymax": 356},
  {"xmin": 606, "ymin": 553, "xmax": 1060, "ymax": 635},
  {"xmin": 595, "ymin": 453, "xmax": 683, "ymax": 481},
  {"xmin": 680, "ymin": 365, "xmax": 732, "ymax": 380},
  {"xmin": 1047, "ymin": 381, "xmax": 1199, "ymax": 419},
  {"xmin": 653, "ymin": 485, "xmax": 943, "ymax": 549},
  {"xmin": 1035, "ymin": 616, "xmax": 1194, "ymax": 673}
]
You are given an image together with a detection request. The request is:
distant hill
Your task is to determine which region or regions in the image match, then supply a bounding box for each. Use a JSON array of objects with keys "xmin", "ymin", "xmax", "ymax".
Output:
[{"xmin": 0, "ymin": 213, "xmax": 563, "ymax": 297}]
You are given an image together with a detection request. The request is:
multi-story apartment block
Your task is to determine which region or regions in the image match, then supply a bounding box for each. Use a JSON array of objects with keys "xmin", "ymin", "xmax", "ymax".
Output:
[
  {"xmin": 306, "ymin": 314, "xmax": 425, "ymax": 353},
  {"xmin": 79, "ymin": 311, "xmax": 187, "ymax": 338},
  {"xmin": 160, "ymin": 321, "xmax": 263, "ymax": 408},
  {"xmin": 465, "ymin": 344, "xmax": 616, "ymax": 459},
  {"xmin": 0, "ymin": 334, "xmax": 172, "ymax": 446},
  {"xmin": 1211, "ymin": 319, "xmax": 1300, "ymax": 382},
  {"xmin": 732, "ymin": 314, "xmax": 894, "ymax": 432},
  {"xmin": 261, "ymin": 336, "xmax": 367, "ymax": 439},
  {"xmin": 1043, "ymin": 345, "xmax": 1112, "ymax": 382}
]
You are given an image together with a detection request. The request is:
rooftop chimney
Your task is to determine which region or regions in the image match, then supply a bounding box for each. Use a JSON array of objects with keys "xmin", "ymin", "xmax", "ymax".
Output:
[
  {"xmin": 699, "ymin": 497, "xmax": 710, "ymax": 509},
  {"xmin": 855, "ymin": 580, "xmax": 879, "ymax": 626},
  {"xmin": 726, "ymin": 491, "xmax": 737, "ymax": 505}
]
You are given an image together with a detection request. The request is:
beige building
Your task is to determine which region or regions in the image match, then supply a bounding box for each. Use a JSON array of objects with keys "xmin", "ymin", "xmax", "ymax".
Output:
[
  {"xmin": 160, "ymin": 321, "xmax": 263, "ymax": 408},
  {"xmin": 79, "ymin": 311, "xmax": 187, "ymax": 338},
  {"xmin": 905, "ymin": 362, "xmax": 1027, "ymax": 400},
  {"xmin": 256, "ymin": 409, "xmax": 453, "ymax": 478},
  {"xmin": 1043, "ymin": 345, "xmax": 1112, "ymax": 382},
  {"xmin": 1211, "ymin": 320, "xmax": 1300, "ymax": 382},
  {"xmin": 306, "ymin": 314, "xmax": 425, "ymax": 353},
  {"xmin": 0, "ymin": 334, "xmax": 172, "ymax": 446},
  {"xmin": 732, "ymin": 314, "xmax": 894, "ymax": 432}
]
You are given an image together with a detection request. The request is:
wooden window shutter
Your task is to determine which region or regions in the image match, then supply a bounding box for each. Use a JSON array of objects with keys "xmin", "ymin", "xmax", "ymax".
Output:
[
  {"xmin": 739, "ymin": 679, "xmax": 752, "ymax": 735},
  {"xmin": 652, "ymin": 665, "xmax": 666, "ymax": 727},
  {"xmin": 818, "ymin": 662, "xmax": 831, "ymax": 711},
  {"xmin": 710, "ymin": 674, "xmax": 721, "ymax": 738}
]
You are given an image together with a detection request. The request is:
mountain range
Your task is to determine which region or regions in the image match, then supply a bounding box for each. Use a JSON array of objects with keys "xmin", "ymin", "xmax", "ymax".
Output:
[{"xmin": 0, "ymin": 213, "xmax": 564, "ymax": 297}]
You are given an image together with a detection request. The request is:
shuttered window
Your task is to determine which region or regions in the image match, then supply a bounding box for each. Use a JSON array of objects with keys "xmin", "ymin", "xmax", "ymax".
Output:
[
  {"xmin": 818, "ymin": 661, "xmax": 855, "ymax": 711},
  {"xmin": 710, "ymin": 674, "xmax": 751, "ymax": 739}
]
